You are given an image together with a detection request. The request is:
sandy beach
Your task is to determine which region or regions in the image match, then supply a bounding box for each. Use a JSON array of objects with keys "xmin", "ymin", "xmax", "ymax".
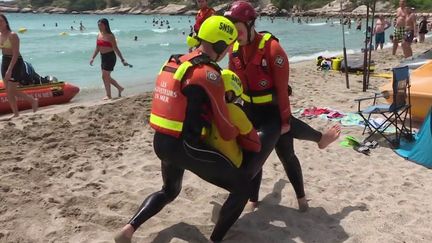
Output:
[{"xmin": 1, "ymin": 41, "xmax": 432, "ymax": 243}]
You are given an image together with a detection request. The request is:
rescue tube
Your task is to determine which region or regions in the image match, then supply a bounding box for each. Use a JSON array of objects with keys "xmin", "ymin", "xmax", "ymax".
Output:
[
  {"xmin": 380, "ymin": 61, "xmax": 432, "ymax": 121},
  {"xmin": 0, "ymin": 81, "xmax": 80, "ymax": 114},
  {"xmin": 18, "ymin": 27, "xmax": 27, "ymax": 33}
]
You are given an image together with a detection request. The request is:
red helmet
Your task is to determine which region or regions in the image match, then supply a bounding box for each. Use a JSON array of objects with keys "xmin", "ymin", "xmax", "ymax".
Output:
[{"xmin": 224, "ymin": 1, "xmax": 257, "ymax": 23}]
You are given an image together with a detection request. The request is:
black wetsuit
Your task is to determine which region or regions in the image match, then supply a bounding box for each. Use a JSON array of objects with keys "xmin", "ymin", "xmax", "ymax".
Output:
[
  {"xmin": 245, "ymin": 105, "xmax": 322, "ymax": 201},
  {"xmin": 273, "ymin": 117, "xmax": 322, "ymax": 199},
  {"xmin": 127, "ymin": 85, "xmax": 260, "ymax": 242}
]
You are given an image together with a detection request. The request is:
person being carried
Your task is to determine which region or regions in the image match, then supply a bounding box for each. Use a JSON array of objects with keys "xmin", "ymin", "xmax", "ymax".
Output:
[
  {"xmin": 204, "ymin": 69, "xmax": 261, "ymax": 168},
  {"xmin": 0, "ymin": 13, "xmax": 38, "ymax": 120},
  {"xmin": 90, "ymin": 18, "xmax": 127, "ymax": 100}
]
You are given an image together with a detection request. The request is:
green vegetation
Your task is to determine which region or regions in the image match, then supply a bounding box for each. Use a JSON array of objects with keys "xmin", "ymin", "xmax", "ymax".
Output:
[
  {"xmin": 17, "ymin": 0, "xmax": 118, "ymax": 10},
  {"xmin": 392, "ymin": 0, "xmax": 432, "ymax": 10},
  {"xmin": 271, "ymin": 0, "xmax": 333, "ymax": 10}
]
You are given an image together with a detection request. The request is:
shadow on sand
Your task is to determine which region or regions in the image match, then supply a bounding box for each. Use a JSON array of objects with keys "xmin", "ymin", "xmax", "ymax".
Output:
[{"xmin": 152, "ymin": 179, "xmax": 368, "ymax": 243}]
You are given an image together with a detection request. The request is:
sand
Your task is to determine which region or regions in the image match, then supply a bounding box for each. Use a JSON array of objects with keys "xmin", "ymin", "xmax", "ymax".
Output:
[{"xmin": 1, "ymin": 41, "xmax": 432, "ymax": 243}]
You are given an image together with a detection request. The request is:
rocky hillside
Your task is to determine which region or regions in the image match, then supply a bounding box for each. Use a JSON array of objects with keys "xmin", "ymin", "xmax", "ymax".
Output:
[{"xmin": 3, "ymin": 0, "xmax": 431, "ymax": 15}]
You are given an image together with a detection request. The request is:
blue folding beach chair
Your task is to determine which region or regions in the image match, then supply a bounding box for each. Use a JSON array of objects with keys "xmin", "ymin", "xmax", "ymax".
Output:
[{"xmin": 355, "ymin": 66, "xmax": 413, "ymax": 148}]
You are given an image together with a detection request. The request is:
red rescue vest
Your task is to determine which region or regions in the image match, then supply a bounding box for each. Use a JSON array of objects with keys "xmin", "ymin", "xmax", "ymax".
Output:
[
  {"xmin": 230, "ymin": 32, "xmax": 278, "ymax": 104},
  {"xmin": 150, "ymin": 50, "xmax": 235, "ymax": 139}
]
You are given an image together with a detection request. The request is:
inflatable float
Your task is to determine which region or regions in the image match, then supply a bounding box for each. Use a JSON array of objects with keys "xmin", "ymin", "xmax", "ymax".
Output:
[
  {"xmin": 18, "ymin": 27, "xmax": 27, "ymax": 33},
  {"xmin": 0, "ymin": 81, "xmax": 80, "ymax": 114},
  {"xmin": 380, "ymin": 61, "xmax": 432, "ymax": 121}
]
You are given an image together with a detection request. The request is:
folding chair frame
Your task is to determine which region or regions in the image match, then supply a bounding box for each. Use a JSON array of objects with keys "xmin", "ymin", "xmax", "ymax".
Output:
[{"xmin": 355, "ymin": 66, "xmax": 413, "ymax": 148}]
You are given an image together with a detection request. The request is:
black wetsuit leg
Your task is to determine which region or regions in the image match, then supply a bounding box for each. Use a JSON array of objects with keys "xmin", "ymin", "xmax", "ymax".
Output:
[
  {"xmin": 128, "ymin": 159, "xmax": 184, "ymax": 229},
  {"xmin": 275, "ymin": 132, "xmax": 305, "ymax": 199},
  {"xmin": 210, "ymin": 105, "xmax": 281, "ymax": 241},
  {"xmin": 248, "ymin": 169, "xmax": 262, "ymax": 202},
  {"xmin": 249, "ymin": 117, "xmax": 319, "ymax": 201},
  {"xmin": 210, "ymin": 116, "xmax": 281, "ymax": 241},
  {"xmin": 290, "ymin": 116, "xmax": 322, "ymax": 143},
  {"xmin": 244, "ymin": 105, "xmax": 281, "ymax": 203},
  {"xmin": 128, "ymin": 132, "xmax": 252, "ymax": 238},
  {"xmin": 270, "ymin": 117, "xmax": 322, "ymax": 199}
]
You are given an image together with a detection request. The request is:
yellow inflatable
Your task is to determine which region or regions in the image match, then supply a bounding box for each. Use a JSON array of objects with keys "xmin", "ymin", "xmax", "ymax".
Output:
[
  {"xmin": 59, "ymin": 32, "xmax": 68, "ymax": 36},
  {"xmin": 380, "ymin": 61, "xmax": 432, "ymax": 120},
  {"xmin": 18, "ymin": 27, "xmax": 27, "ymax": 33}
]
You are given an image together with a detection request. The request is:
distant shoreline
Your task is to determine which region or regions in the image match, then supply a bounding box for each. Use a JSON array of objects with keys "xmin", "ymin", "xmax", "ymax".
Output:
[{"xmin": 3, "ymin": 4, "xmax": 432, "ymax": 18}]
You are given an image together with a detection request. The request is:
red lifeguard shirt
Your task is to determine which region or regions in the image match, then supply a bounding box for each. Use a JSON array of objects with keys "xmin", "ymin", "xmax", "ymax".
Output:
[{"xmin": 194, "ymin": 7, "xmax": 215, "ymax": 33}]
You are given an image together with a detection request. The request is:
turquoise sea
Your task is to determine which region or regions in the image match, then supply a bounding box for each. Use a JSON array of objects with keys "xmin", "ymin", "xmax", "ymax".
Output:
[{"xmin": 7, "ymin": 13, "xmax": 406, "ymax": 97}]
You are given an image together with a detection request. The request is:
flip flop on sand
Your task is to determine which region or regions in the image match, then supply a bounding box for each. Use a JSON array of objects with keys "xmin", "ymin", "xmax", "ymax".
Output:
[
  {"xmin": 340, "ymin": 136, "xmax": 370, "ymax": 155},
  {"xmin": 363, "ymin": 140, "xmax": 379, "ymax": 149},
  {"xmin": 353, "ymin": 145, "xmax": 370, "ymax": 155},
  {"xmin": 344, "ymin": 135, "xmax": 361, "ymax": 147}
]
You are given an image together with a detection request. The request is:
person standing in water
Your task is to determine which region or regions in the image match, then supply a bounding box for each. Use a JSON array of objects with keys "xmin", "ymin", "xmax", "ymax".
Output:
[
  {"xmin": 90, "ymin": 18, "xmax": 127, "ymax": 100},
  {"xmin": 374, "ymin": 15, "xmax": 390, "ymax": 50},
  {"xmin": 0, "ymin": 14, "xmax": 38, "ymax": 119},
  {"xmin": 193, "ymin": 0, "xmax": 215, "ymax": 34},
  {"xmin": 188, "ymin": 0, "xmax": 215, "ymax": 52}
]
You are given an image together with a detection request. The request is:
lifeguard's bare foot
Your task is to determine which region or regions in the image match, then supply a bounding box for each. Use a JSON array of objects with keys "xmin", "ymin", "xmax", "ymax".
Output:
[
  {"xmin": 297, "ymin": 197, "xmax": 309, "ymax": 212},
  {"xmin": 318, "ymin": 124, "xmax": 341, "ymax": 149},
  {"xmin": 114, "ymin": 224, "xmax": 134, "ymax": 243},
  {"xmin": 244, "ymin": 200, "xmax": 258, "ymax": 212},
  {"xmin": 103, "ymin": 96, "xmax": 111, "ymax": 100},
  {"xmin": 2, "ymin": 114, "xmax": 19, "ymax": 121}
]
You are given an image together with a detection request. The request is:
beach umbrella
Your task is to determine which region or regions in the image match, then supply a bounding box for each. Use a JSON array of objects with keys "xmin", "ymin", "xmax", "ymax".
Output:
[
  {"xmin": 366, "ymin": 0, "xmax": 377, "ymax": 89},
  {"xmin": 341, "ymin": 1, "xmax": 350, "ymax": 89},
  {"xmin": 362, "ymin": 0, "xmax": 377, "ymax": 92}
]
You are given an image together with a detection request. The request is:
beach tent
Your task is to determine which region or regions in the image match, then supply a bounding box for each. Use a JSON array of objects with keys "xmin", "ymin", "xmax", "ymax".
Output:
[
  {"xmin": 380, "ymin": 61, "xmax": 432, "ymax": 120},
  {"xmin": 397, "ymin": 49, "xmax": 432, "ymax": 69},
  {"xmin": 396, "ymin": 107, "xmax": 432, "ymax": 168}
]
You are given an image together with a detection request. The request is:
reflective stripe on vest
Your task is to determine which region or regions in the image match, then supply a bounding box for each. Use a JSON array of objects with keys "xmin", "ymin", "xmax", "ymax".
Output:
[
  {"xmin": 232, "ymin": 33, "xmax": 272, "ymax": 53},
  {"xmin": 241, "ymin": 93, "xmax": 273, "ymax": 104},
  {"xmin": 233, "ymin": 33, "xmax": 274, "ymax": 104},
  {"xmin": 173, "ymin": 61, "xmax": 193, "ymax": 81},
  {"xmin": 151, "ymin": 113, "xmax": 207, "ymax": 136},
  {"xmin": 150, "ymin": 113, "xmax": 183, "ymax": 132}
]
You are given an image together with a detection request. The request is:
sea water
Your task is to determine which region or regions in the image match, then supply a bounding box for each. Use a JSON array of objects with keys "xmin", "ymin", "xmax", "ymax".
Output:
[{"xmin": 8, "ymin": 13, "xmax": 396, "ymax": 96}]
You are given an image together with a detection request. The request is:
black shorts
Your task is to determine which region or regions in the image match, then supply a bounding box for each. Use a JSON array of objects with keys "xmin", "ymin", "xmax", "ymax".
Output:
[
  {"xmin": 101, "ymin": 51, "xmax": 116, "ymax": 71},
  {"xmin": 2, "ymin": 55, "xmax": 25, "ymax": 83},
  {"xmin": 404, "ymin": 30, "xmax": 415, "ymax": 43}
]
